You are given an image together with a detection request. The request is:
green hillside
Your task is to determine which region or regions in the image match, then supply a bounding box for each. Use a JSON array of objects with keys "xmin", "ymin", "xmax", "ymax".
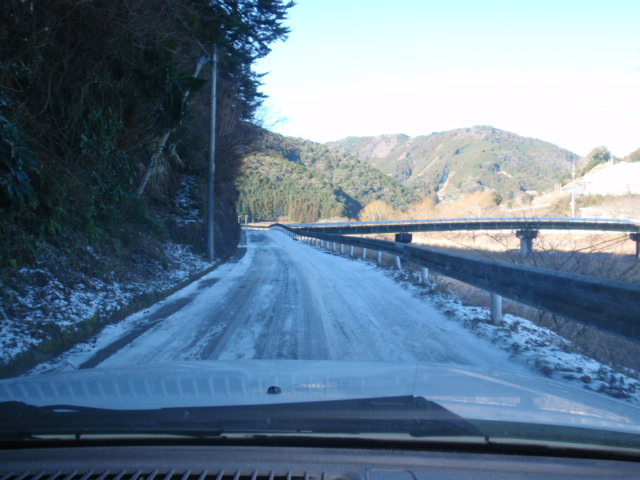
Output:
[
  {"xmin": 327, "ymin": 126, "xmax": 579, "ymax": 202},
  {"xmin": 237, "ymin": 130, "xmax": 419, "ymax": 222}
]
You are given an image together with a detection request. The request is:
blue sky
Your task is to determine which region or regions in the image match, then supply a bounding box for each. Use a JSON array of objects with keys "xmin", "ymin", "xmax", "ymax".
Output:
[{"xmin": 255, "ymin": 0, "xmax": 640, "ymax": 157}]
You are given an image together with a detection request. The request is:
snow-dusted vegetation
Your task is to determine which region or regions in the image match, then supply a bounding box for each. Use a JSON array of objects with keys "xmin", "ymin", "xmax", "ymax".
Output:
[{"xmin": 1, "ymin": 242, "xmax": 211, "ymax": 368}]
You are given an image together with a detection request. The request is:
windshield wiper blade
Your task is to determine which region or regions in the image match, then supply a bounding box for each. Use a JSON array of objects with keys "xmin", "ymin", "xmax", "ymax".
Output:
[{"xmin": 0, "ymin": 396, "xmax": 486, "ymax": 440}]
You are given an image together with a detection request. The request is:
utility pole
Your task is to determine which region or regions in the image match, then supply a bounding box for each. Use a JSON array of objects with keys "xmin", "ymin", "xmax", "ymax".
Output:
[
  {"xmin": 206, "ymin": 44, "xmax": 218, "ymax": 261},
  {"xmin": 570, "ymin": 158, "xmax": 576, "ymax": 218}
]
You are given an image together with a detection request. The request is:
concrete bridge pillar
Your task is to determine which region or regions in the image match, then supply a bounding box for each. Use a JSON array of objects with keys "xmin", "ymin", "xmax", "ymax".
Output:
[
  {"xmin": 631, "ymin": 233, "xmax": 640, "ymax": 260},
  {"xmin": 516, "ymin": 230, "xmax": 538, "ymax": 257},
  {"xmin": 421, "ymin": 267, "xmax": 429, "ymax": 284},
  {"xmin": 490, "ymin": 293, "xmax": 503, "ymax": 324}
]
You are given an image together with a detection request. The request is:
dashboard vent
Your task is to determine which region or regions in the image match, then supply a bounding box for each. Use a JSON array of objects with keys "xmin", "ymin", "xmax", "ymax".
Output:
[{"xmin": 0, "ymin": 471, "xmax": 330, "ymax": 480}]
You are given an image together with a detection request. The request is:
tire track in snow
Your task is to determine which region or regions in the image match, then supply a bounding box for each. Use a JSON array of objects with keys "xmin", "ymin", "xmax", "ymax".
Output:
[{"xmin": 43, "ymin": 229, "xmax": 529, "ymax": 374}]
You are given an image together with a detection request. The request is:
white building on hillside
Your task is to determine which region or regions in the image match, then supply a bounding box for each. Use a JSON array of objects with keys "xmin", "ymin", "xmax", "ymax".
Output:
[{"xmin": 579, "ymin": 162, "xmax": 640, "ymax": 196}]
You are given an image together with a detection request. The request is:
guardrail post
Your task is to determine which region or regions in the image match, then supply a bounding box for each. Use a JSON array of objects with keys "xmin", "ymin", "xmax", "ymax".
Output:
[
  {"xmin": 516, "ymin": 230, "xmax": 538, "ymax": 257},
  {"xmin": 362, "ymin": 247, "xmax": 367, "ymax": 260},
  {"xmin": 377, "ymin": 250, "xmax": 382, "ymax": 266},
  {"xmin": 340, "ymin": 243, "xmax": 344, "ymax": 254},
  {"xmin": 631, "ymin": 233, "xmax": 640, "ymax": 260},
  {"xmin": 490, "ymin": 293, "xmax": 503, "ymax": 324},
  {"xmin": 350, "ymin": 245, "xmax": 354, "ymax": 257},
  {"xmin": 395, "ymin": 255, "xmax": 402, "ymax": 270},
  {"xmin": 421, "ymin": 267, "xmax": 429, "ymax": 284},
  {"xmin": 332, "ymin": 241, "xmax": 337, "ymax": 251}
]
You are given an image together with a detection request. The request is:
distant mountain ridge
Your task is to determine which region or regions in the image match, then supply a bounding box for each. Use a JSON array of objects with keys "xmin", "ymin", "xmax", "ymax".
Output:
[
  {"xmin": 327, "ymin": 126, "xmax": 579, "ymax": 202},
  {"xmin": 236, "ymin": 128, "xmax": 419, "ymax": 222}
]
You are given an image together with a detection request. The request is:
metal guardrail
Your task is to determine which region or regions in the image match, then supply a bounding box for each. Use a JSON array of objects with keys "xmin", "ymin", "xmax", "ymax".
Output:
[
  {"xmin": 285, "ymin": 217, "xmax": 640, "ymax": 235},
  {"xmin": 272, "ymin": 224, "xmax": 640, "ymax": 342}
]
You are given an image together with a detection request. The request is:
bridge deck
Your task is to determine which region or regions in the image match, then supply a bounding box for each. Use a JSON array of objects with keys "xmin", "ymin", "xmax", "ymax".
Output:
[{"xmin": 286, "ymin": 217, "xmax": 640, "ymax": 235}]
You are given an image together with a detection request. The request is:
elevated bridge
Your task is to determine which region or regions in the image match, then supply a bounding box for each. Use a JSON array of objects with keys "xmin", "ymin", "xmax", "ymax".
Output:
[{"xmin": 285, "ymin": 217, "xmax": 640, "ymax": 258}]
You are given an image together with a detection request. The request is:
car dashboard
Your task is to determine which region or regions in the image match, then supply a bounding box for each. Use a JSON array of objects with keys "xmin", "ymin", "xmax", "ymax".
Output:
[{"xmin": 2, "ymin": 440, "xmax": 640, "ymax": 480}]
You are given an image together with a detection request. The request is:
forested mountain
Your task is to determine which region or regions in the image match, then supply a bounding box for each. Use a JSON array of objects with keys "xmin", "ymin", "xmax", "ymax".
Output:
[
  {"xmin": 327, "ymin": 126, "xmax": 579, "ymax": 202},
  {"xmin": 237, "ymin": 129, "xmax": 419, "ymax": 222}
]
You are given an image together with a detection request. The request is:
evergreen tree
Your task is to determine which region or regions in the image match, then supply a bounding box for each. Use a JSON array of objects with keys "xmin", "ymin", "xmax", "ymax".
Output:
[{"xmin": 0, "ymin": 0, "xmax": 294, "ymax": 265}]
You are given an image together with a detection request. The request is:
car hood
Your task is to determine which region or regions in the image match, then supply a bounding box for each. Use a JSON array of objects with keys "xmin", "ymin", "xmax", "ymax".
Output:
[{"xmin": 1, "ymin": 360, "xmax": 640, "ymax": 435}]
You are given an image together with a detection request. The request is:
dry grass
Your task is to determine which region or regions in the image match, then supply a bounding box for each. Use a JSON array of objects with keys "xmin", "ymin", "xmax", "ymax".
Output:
[{"xmin": 411, "ymin": 231, "xmax": 640, "ymax": 283}]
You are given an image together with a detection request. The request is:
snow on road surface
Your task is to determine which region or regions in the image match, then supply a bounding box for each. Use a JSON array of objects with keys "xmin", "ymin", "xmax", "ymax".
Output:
[{"xmin": 33, "ymin": 230, "xmax": 528, "ymax": 373}]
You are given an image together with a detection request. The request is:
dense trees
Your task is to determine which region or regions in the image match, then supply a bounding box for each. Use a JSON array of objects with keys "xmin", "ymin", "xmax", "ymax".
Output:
[
  {"xmin": 235, "ymin": 129, "xmax": 418, "ymax": 222},
  {"xmin": 581, "ymin": 146, "xmax": 612, "ymax": 175},
  {"xmin": 236, "ymin": 153, "xmax": 349, "ymax": 222},
  {"xmin": 0, "ymin": 0, "xmax": 293, "ymax": 265}
]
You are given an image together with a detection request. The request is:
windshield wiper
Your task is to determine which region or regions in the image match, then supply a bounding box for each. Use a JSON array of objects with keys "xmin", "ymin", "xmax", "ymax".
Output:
[{"xmin": 0, "ymin": 395, "xmax": 486, "ymax": 440}]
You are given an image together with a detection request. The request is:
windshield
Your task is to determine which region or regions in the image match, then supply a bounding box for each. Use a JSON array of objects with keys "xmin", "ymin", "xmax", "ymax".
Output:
[{"xmin": 2, "ymin": 0, "xmax": 640, "ymax": 454}]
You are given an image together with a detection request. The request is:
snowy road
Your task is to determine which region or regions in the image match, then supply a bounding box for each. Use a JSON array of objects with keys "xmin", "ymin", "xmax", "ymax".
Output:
[{"xmin": 37, "ymin": 230, "xmax": 526, "ymax": 372}]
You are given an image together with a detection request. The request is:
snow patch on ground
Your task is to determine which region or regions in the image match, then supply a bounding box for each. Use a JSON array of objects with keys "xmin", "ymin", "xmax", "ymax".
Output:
[
  {"xmin": 0, "ymin": 242, "xmax": 211, "ymax": 367},
  {"xmin": 386, "ymin": 269, "xmax": 640, "ymax": 405}
]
